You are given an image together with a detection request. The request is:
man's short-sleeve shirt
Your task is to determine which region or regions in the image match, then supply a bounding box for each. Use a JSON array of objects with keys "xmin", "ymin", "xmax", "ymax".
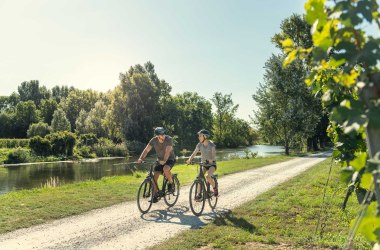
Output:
[{"xmin": 148, "ymin": 135, "xmax": 175, "ymax": 161}]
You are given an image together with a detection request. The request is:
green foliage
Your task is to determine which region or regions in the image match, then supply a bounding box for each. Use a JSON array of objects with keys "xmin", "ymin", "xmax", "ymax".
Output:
[
  {"xmin": 18, "ymin": 80, "xmax": 51, "ymax": 107},
  {"xmin": 27, "ymin": 122, "xmax": 52, "ymax": 138},
  {"xmin": 79, "ymin": 100, "xmax": 109, "ymax": 138},
  {"xmin": 162, "ymin": 92, "xmax": 213, "ymax": 150},
  {"xmin": 14, "ymin": 101, "xmax": 40, "ymax": 138},
  {"xmin": 4, "ymin": 147, "xmax": 31, "ymax": 164},
  {"xmin": 0, "ymin": 139, "xmax": 30, "ymax": 148},
  {"xmin": 126, "ymin": 140, "xmax": 146, "ymax": 155},
  {"xmin": 60, "ymin": 89, "xmax": 100, "ymax": 130},
  {"xmin": 211, "ymin": 92, "xmax": 254, "ymax": 148},
  {"xmin": 29, "ymin": 136, "xmax": 51, "ymax": 156},
  {"xmin": 253, "ymin": 54, "xmax": 321, "ymax": 154},
  {"xmin": 46, "ymin": 131, "xmax": 77, "ymax": 156},
  {"xmin": 116, "ymin": 65, "xmax": 161, "ymax": 143},
  {"xmin": 51, "ymin": 109, "xmax": 71, "ymax": 132},
  {"xmin": 284, "ymin": 0, "xmax": 380, "ymax": 245},
  {"xmin": 93, "ymin": 138, "xmax": 128, "ymax": 157},
  {"xmin": 79, "ymin": 133, "xmax": 99, "ymax": 147},
  {"xmin": 40, "ymin": 98, "xmax": 58, "ymax": 124}
]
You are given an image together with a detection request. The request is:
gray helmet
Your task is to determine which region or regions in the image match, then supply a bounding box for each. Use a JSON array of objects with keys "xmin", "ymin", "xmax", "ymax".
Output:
[
  {"xmin": 197, "ymin": 129, "xmax": 210, "ymax": 138},
  {"xmin": 154, "ymin": 127, "xmax": 166, "ymax": 135}
]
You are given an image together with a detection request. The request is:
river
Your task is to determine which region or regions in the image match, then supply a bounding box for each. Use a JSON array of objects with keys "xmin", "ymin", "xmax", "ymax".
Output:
[{"xmin": 0, "ymin": 145, "xmax": 283, "ymax": 195}]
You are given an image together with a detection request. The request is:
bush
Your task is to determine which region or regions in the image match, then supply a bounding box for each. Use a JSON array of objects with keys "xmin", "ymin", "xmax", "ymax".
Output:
[
  {"xmin": 0, "ymin": 139, "xmax": 30, "ymax": 148},
  {"xmin": 76, "ymin": 145, "xmax": 96, "ymax": 158},
  {"xmin": 5, "ymin": 147, "xmax": 31, "ymax": 164},
  {"xmin": 127, "ymin": 140, "xmax": 146, "ymax": 156},
  {"xmin": 29, "ymin": 136, "xmax": 51, "ymax": 156},
  {"xmin": 93, "ymin": 142, "xmax": 128, "ymax": 157},
  {"xmin": 46, "ymin": 131, "xmax": 77, "ymax": 156},
  {"xmin": 27, "ymin": 122, "xmax": 52, "ymax": 138},
  {"xmin": 79, "ymin": 133, "xmax": 98, "ymax": 147}
]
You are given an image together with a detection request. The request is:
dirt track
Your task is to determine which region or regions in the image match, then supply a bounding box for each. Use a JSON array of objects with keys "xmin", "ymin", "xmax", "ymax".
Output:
[{"xmin": 0, "ymin": 153, "xmax": 330, "ymax": 249}]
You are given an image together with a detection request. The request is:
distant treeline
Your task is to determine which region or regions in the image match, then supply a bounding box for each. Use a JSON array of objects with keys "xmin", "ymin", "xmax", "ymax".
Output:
[{"xmin": 0, "ymin": 62, "xmax": 258, "ymax": 157}]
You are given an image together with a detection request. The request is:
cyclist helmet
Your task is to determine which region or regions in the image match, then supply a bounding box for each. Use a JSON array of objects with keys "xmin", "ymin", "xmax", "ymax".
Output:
[
  {"xmin": 154, "ymin": 127, "xmax": 166, "ymax": 135},
  {"xmin": 197, "ymin": 129, "xmax": 211, "ymax": 138}
]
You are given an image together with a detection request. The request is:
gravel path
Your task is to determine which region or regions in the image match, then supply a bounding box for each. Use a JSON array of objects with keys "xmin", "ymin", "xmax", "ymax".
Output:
[{"xmin": 0, "ymin": 152, "xmax": 330, "ymax": 249}]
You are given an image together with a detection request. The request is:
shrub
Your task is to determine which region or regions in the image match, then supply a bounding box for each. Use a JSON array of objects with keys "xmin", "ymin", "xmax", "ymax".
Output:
[
  {"xmin": 27, "ymin": 122, "xmax": 52, "ymax": 138},
  {"xmin": 5, "ymin": 147, "xmax": 31, "ymax": 164},
  {"xmin": 76, "ymin": 145, "xmax": 96, "ymax": 158},
  {"xmin": 29, "ymin": 136, "xmax": 51, "ymax": 156},
  {"xmin": 0, "ymin": 139, "xmax": 30, "ymax": 148},
  {"xmin": 46, "ymin": 131, "xmax": 77, "ymax": 156},
  {"xmin": 93, "ymin": 142, "xmax": 128, "ymax": 157},
  {"xmin": 127, "ymin": 140, "xmax": 146, "ymax": 156},
  {"xmin": 79, "ymin": 133, "xmax": 98, "ymax": 147}
]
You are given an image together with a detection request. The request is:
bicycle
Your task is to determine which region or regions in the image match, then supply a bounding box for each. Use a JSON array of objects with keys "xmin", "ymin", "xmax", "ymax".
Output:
[
  {"xmin": 136, "ymin": 161, "xmax": 180, "ymax": 214},
  {"xmin": 189, "ymin": 162, "xmax": 218, "ymax": 216}
]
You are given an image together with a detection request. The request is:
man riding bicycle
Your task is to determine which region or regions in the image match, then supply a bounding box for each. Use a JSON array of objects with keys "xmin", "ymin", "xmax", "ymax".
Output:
[
  {"xmin": 137, "ymin": 127, "xmax": 176, "ymax": 203},
  {"xmin": 186, "ymin": 129, "xmax": 218, "ymax": 198}
]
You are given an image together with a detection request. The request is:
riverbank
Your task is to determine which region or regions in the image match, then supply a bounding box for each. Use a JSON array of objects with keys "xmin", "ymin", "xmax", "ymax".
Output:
[
  {"xmin": 1, "ymin": 156, "xmax": 126, "ymax": 167},
  {"xmin": 0, "ymin": 155, "xmax": 290, "ymax": 234}
]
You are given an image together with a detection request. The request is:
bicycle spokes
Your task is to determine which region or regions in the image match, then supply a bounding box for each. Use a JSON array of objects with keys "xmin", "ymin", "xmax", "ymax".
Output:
[
  {"xmin": 189, "ymin": 181, "xmax": 205, "ymax": 216},
  {"xmin": 137, "ymin": 179, "xmax": 153, "ymax": 214}
]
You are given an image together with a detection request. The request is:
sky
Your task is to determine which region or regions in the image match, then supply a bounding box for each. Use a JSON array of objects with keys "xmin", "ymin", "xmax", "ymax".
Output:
[{"xmin": 0, "ymin": 0, "xmax": 370, "ymax": 121}]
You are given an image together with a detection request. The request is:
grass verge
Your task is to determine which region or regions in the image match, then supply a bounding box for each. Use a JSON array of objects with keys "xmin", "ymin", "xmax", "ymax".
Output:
[
  {"xmin": 151, "ymin": 159, "xmax": 370, "ymax": 250},
  {"xmin": 0, "ymin": 155, "xmax": 290, "ymax": 234}
]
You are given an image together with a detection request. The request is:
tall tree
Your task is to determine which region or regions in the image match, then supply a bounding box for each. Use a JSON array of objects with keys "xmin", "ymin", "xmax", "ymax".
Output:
[
  {"xmin": 51, "ymin": 109, "xmax": 71, "ymax": 132},
  {"xmin": 211, "ymin": 92, "xmax": 239, "ymax": 146},
  {"xmin": 0, "ymin": 112, "xmax": 15, "ymax": 138},
  {"xmin": 60, "ymin": 89, "xmax": 100, "ymax": 131},
  {"xmin": 18, "ymin": 80, "xmax": 50, "ymax": 106},
  {"xmin": 83, "ymin": 100, "xmax": 109, "ymax": 138},
  {"xmin": 170, "ymin": 92, "xmax": 213, "ymax": 150},
  {"xmin": 253, "ymin": 54, "xmax": 320, "ymax": 154},
  {"xmin": 14, "ymin": 101, "xmax": 40, "ymax": 138},
  {"xmin": 52, "ymin": 85, "xmax": 74, "ymax": 103},
  {"xmin": 40, "ymin": 99, "xmax": 58, "ymax": 125}
]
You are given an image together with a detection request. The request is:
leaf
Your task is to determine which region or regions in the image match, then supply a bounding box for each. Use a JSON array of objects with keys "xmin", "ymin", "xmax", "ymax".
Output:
[
  {"xmin": 357, "ymin": 0, "xmax": 373, "ymax": 23},
  {"xmin": 283, "ymin": 50, "xmax": 297, "ymax": 67},
  {"xmin": 368, "ymin": 106, "xmax": 380, "ymax": 128},
  {"xmin": 358, "ymin": 216, "xmax": 380, "ymax": 242},
  {"xmin": 281, "ymin": 38, "xmax": 294, "ymax": 52},
  {"xmin": 305, "ymin": 0, "xmax": 326, "ymax": 28},
  {"xmin": 340, "ymin": 166, "xmax": 355, "ymax": 183},
  {"xmin": 360, "ymin": 173, "xmax": 373, "ymax": 190},
  {"xmin": 350, "ymin": 151, "xmax": 367, "ymax": 171}
]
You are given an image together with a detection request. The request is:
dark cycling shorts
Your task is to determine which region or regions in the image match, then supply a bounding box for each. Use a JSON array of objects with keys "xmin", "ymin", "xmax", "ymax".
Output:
[
  {"xmin": 203, "ymin": 165, "xmax": 217, "ymax": 171},
  {"xmin": 154, "ymin": 159, "xmax": 176, "ymax": 173}
]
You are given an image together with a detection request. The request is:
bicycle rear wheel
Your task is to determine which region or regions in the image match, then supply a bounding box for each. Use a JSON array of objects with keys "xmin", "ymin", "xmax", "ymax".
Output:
[
  {"xmin": 137, "ymin": 179, "xmax": 153, "ymax": 214},
  {"xmin": 208, "ymin": 177, "xmax": 218, "ymax": 209},
  {"xmin": 189, "ymin": 180, "xmax": 205, "ymax": 216},
  {"xmin": 164, "ymin": 175, "xmax": 180, "ymax": 207}
]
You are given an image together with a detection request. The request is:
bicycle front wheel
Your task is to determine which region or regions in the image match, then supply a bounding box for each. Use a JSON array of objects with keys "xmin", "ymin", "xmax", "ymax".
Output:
[
  {"xmin": 208, "ymin": 177, "xmax": 218, "ymax": 209},
  {"xmin": 164, "ymin": 175, "xmax": 180, "ymax": 207},
  {"xmin": 189, "ymin": 180, "xmax": 205, "ymax": 216},
  {"xmin": 137, "ymin": 179, "xmax": 153, "ymax": 214}
]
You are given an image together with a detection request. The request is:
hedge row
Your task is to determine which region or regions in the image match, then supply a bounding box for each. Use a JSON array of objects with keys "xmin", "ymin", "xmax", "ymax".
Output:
[{"xmin": 0, "ymin": 139, "xmax": 30, "ymax": 148}]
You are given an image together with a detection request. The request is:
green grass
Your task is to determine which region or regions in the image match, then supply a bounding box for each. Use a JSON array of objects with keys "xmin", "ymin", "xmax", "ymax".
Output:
[
  {"xmin": 151, "ymin": 159, "xmax": 370, "ymax": 250},
  {"xmin": 0, "ymin": 155, "xmax": 290, "ymax": 234}
]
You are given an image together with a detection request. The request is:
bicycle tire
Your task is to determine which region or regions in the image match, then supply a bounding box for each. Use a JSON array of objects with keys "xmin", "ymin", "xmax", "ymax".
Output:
[
  {"xmin": 137, "ymin": 179, "xmax": 153, "ymax": 214},
  {"xmin": 164, "ymin": 175, "xmax": 180, "ymax": 207},
  {"xmin": 208, "ymin": 177, "xmax": 218, "ymax": 209},
  {"xmin": 189, "ymin": 180, "xmax": 206, "ymax": 216}
]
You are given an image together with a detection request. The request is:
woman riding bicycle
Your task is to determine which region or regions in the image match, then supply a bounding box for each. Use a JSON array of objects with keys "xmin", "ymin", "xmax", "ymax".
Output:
[{"xmin": 186, "ymin": 129, "xmax": 218, "ymax": 198}]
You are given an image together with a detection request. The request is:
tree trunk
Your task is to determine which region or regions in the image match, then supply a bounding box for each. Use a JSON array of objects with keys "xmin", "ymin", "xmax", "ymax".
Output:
[{"xmin": 285, "ymin": 140, "xmax": 290, "ymax": 155}]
